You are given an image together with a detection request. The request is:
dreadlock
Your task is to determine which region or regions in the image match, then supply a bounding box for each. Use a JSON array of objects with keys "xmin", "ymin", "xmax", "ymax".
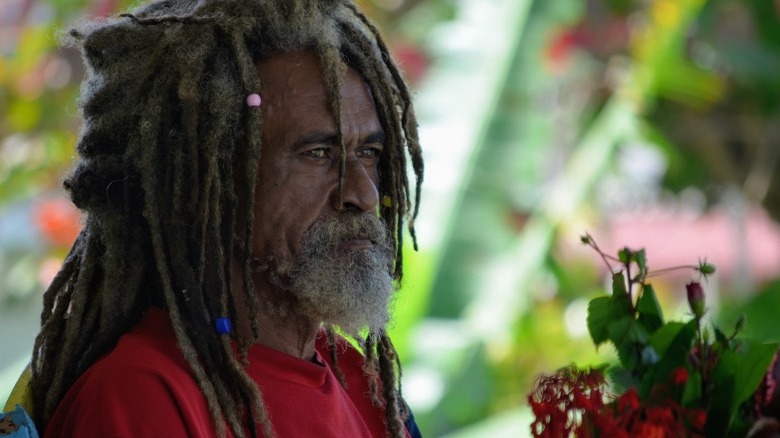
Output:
[{"xmin": 30, "ymin": 0, "xmax": 424, "ymax": 437}]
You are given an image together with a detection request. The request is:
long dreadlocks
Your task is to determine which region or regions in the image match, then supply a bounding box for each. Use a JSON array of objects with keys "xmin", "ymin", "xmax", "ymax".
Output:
[{"xmin": 30, "ymin": 1, "xmax": 424, "ymax": 437}]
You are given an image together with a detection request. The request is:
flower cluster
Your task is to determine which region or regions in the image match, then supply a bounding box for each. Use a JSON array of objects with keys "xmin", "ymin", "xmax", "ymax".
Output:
[
  {"xmin": 529, "ymin": 365, "xmax": 706, "ymax": 437},
  {"xmin": 529, "ymin": 235, "xmax": 780, "ymax": 437},
  {"xmin": 528, "ymin": 366, "xmax": 608, "ymax": 437}
]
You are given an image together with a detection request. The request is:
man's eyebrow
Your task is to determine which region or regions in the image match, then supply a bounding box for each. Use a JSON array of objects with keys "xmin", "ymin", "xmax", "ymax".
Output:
[
  {"xmin": 292, "ymin": 131, "xmax": 387, "ymax": 148},
  {"xmin": 364, "ymin": 131, "xmax": 386, "ymax": 145},
  {"xmin": 292, "ymin": 131, "xmax": 338, "ymax": 148}
]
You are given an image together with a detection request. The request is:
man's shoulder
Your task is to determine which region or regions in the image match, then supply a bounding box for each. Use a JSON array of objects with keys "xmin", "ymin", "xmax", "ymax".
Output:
[
  {"xmin": 45, "ymin": 308, "xmax": 209, "ymax": 437},
  {"xmin": 64, "ymin": 307, "xmax": 195, "ymax": 402},
  {"xmin": 63, "ymin": 337, "xmax": 194, "ymax": 413},
  {"xmin": 90, "ymin": 307, "xmax": 186, "ymax": 375}
]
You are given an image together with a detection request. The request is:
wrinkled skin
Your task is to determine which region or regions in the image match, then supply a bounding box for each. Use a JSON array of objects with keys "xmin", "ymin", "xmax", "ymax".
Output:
[
  {"xmin": 232, "ymin": 51, "xmax": 389, "ymax": 359},
  {"xmin": 251, "ymin": 51, "xmax": 385, "ymax": 264}
]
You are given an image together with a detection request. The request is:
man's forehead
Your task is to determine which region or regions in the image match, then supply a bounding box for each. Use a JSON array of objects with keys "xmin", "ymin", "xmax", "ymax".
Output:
[
  {"xmin": 255, "ymin": 51, "xmax": 372, "ymax": 105},
  {"xmin": 256, "ymin": 51, "xmax": 327, "ymax": 101}
]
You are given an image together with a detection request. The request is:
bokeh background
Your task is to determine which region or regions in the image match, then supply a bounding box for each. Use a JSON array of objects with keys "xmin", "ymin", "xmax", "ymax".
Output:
[{"xmin": 2, "ymin": 0, "xmax": 780, "ymax": 436}]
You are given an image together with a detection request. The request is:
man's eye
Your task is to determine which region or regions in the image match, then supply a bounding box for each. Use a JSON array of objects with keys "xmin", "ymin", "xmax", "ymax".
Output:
[
  {"xmin": 360, "ymin": 147, "xmax": 382, "ymax": 159},
  {"xmin": 304, "ymin": 148, "xmax": 328, "ymax": 159}
]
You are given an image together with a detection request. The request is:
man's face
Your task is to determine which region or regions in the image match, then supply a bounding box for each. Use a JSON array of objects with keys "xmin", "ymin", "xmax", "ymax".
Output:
[{"xmin": 250, "ymin": 51, "xmax": 393, "ymax": 335}]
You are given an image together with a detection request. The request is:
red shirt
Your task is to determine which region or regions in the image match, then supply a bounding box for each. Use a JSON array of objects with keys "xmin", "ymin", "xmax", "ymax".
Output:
[{"xmin": 45, "ymin": 307, "xmax": 404, "ymax": 437}]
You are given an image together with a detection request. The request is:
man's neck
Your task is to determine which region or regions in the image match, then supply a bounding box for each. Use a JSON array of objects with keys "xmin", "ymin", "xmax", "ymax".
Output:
[
  {"xmin": 231, "ymin": 259, "xmax": 320, "ymax": 361},
  {"xmin": 254, "ymin": 307, "xmax": 319, "ymax": 361}
]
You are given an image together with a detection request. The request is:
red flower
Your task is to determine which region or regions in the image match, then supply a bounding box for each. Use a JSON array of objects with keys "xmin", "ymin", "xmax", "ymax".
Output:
[
  {"xmin": 543, "ymin": 27, "xmax": 585, "ymax": 73},
  {"xmin": 528, "ymin": 366, "xmax": 613, "ymax": 437},
  {"xmin": 617, "ymin": 388, "xmax": 640, "ymax": 412},
  {"xmin": 390, "ymin": 41, "xmax": 429, "ymax": 86},
  {"xmin": 671, "ymin": 367, "xmax": 689, "ymax": 386},
  {"xmin": 645, "ymin": 405, "xmax": 676, "ymax": 426},
  {"xmin": 529, "ymin": 367, "xmax": 709, "ymax": 436},
  {"xmin": 33, "ymin": 198, "xmax": 82, "ymax": 247},
  {"xmin": 635, "ymin": 423, "xmax": 665, "ymax": 438},
  {"xmin": 689, "ymin": 409, "xmax": 707, "ymax": 430}
]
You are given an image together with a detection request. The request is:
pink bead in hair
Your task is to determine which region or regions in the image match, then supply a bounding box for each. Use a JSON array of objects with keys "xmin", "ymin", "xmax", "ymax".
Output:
[{"xmin": 246, "ymin": 93, "xmax": 262, "ymax": 107}]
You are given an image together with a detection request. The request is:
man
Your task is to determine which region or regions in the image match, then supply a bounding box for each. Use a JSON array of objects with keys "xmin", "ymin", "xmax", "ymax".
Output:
[{"xmin": 28, "ymin": 0, "xmax": 424, "ymax": 436}]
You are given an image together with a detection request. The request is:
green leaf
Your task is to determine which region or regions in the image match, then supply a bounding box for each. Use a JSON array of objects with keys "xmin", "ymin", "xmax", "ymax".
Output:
[
  {"xmin": 618, "ymin": 247, "xmax": 631, "ymax": 264},
  {"xmin": 641, "ymin": 320, "xmax": 697, "ymax": 396},
  {"xmin": 608, "ymin": 317, "xmax": 649, "ymax": 347},
  {"xmin": 588, "ymin": 280, "xmax": 634, "ymax": 347},
  {"xmin": 706, "ymin": 375, "xmax": 735, "ymax": 438},
  {"xmin": 749, "ymin": 0, "xmax": 780, "ymax": 48},
  {"xmin": 635, "ymin": 249, "xmax": 647, "ymax": 277},
  {"xmin": 607, "ymin": 366, "xmax": 638, "ymax": 393},
  {"xmin": 681, "ymin": 371, "xmax": 702, "ymax": 407},
  {"xmin": 617, "ymin": 342, "xmax": 641, "ymax": 370},
  {"xmin": 611, "ymin": 272, "xmax": 628, "ymax": 296},
  {"xmin": 609, "ymin": 318, "xmax": 649, "ymax": 370},
  {"xmin": 636, "ymin": 284, "xmax": 664, "ymax": 333},
  {"xmin": 704, "ymin": 343, "xmax": 777, "ymax": 436},
  {"xmin": 649, "ymin": 321, "xmax": 686, "ymax": 356},
  {"xmin": 714, "ymin": 327, "xmax": 728, "ymax": 347},
  {"xmin": 733, "ymin": 315, "xmax": 746, "ymax": 337},
  {"xmin": 711, "ymin": 349, "xmax": 740, "ymax": 382},
  {"xmin": 587, "ymin": 296, "xmax": 617, "ymax": 346},
  {"xmin": 733, "ymin": 342, "xmax": 778, "ymax": 408}
]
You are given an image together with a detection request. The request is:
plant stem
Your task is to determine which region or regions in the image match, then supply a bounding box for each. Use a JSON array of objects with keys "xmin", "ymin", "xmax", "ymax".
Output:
[
  {"xmin": 695, "ymin": 317, "xmax": 709, "ymax": 403},
  {"xmin": 585, "ymin": 236, "xmax": 616, "ymax": 275},
  {"xmin": 626, "ymin": 262, "xmax": 635, "ymax": 313},
  {"xmin": 645, "ymin": 265, "xmax": 699, "ymax": 278}
]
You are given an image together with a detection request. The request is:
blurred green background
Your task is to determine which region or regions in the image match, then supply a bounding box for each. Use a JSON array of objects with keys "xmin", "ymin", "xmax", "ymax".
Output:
[{"xmin": 2, "ymin": 0, "xmax": 780, "ymax": 436}]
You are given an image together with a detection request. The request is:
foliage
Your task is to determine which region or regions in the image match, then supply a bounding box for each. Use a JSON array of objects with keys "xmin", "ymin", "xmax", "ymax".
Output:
[
  {"xmin": 719, "ymin": 280, "xmax": 780, "ymax": 344},
  {"xmin": 529, "ymin": 236, "xmax": 780, "ymax": 437}
]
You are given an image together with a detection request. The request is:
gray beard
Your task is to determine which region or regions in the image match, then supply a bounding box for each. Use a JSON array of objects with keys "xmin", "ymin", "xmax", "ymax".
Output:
[{"xmin": 268, "ymin": 213, "xmax": 395, "ymax": 338}]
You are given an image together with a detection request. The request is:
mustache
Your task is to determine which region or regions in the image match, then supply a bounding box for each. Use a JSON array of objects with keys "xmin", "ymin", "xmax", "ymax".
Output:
[
  {"xmin": 299, "ymin": 213, "xmax": 390, "ymax": 255},
  {"xmin": 291, "ymin": 213, "xmax": 395, "ymax": 336}
]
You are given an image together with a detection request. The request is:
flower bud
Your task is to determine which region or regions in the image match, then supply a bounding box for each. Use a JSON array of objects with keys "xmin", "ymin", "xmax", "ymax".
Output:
[{"xmin": 686, "ymin": 282, "xmax": 706, "ymax": 319}]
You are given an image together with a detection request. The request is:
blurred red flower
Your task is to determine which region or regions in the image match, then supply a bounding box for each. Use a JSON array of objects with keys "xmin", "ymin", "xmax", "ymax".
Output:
[
  {"xmin": 33, "ymin": 198, "xmax": 81, "ymax": 247},
  {"xmin": 671, "ymin": 367, "xmax": 688, "ymax": 386}
]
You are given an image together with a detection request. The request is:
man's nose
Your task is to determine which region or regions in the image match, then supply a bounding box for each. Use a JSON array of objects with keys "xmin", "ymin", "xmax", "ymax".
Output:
[{"xmin": 332, "ymin": 158, "xmax": 379, "ymax": 213}]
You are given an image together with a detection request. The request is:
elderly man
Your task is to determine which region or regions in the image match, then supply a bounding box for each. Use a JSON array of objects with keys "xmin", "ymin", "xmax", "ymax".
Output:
[{"xmin": 28, "ymin": 0, "xmax": 424, "ymax": 437}]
